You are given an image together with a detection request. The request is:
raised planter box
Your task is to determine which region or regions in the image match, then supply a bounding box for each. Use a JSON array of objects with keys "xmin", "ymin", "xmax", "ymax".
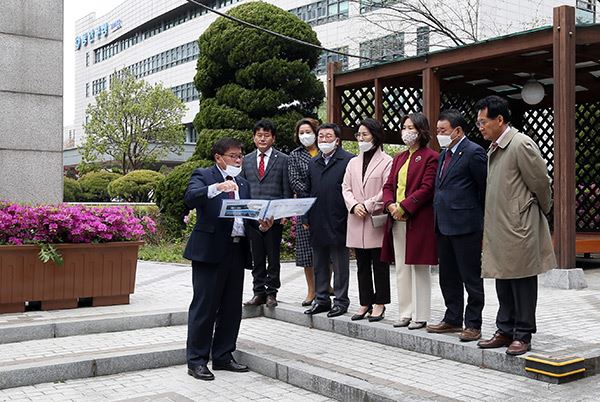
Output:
[{"xmin": 0, "ymin": 241, "xmax": 143, "ymax": 314}]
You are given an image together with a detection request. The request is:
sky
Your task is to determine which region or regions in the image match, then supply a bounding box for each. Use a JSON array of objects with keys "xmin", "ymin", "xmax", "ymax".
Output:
[{"xmin": 63, "ymin": 0, "xmax": 124, "ymax": 126}]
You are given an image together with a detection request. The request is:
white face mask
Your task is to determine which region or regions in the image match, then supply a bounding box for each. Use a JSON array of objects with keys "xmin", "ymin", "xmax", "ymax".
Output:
[
  {"xmin": 224, "ymin": 164, "xmax": 242, "ymax": 177},
  {"xmin": 318, "ymin": 140, "xmax": 337, "ymax": 154},
  {"xmin": 437, "ymin": 134, "xmax": 452, "ymax": 148},
  {"xmin": 401, "ymin": 130, "xmax": 419, "ymax": 147},
  {"xmin": 358, "ymin": 141, "xmax": 374, "ymax": 153},
  {"xmin": 299, "ymin": 133, "xmax": 315, "ymax": 147}
]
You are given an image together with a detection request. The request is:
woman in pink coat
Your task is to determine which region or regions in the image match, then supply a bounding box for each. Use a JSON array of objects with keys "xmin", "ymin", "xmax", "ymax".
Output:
[{"xmin": 342, "ymin": 118, "xmax": 393, "ymax": 322}]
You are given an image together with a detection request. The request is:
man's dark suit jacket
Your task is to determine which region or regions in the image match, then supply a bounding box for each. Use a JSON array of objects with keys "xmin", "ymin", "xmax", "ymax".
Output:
[
  {"xmin": 306, "ymin": 148, "xmax": 355, "ymax": 247},
  {"xmin": 183, "ymin": 165, "xmax": 252, "ymax": 268},
  {"xmin": 433, "ymin": 137, "xmax": 487, "ymax": 236},
  {"xmin": 240, "ymin": 148, "xmax": 292, "ymax": 200}
]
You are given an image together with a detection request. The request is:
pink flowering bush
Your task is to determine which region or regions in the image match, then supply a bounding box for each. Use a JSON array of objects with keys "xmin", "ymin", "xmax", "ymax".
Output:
[{"xmin": 0, "ymin": 202, "xmax": 156, "ymax": 263}]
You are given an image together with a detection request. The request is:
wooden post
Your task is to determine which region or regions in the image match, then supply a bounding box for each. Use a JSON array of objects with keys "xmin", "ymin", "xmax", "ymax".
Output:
[
  {"xmin": 553, "ymin": 5, "xmax": 576, "ymax": 269},
  {"xmin": 423, "ymin": 67, "xmax": 441, "ymax": 150},
  {"xmin": 326, "ymin": 62, "xmax": 342, "ymax": 124}
]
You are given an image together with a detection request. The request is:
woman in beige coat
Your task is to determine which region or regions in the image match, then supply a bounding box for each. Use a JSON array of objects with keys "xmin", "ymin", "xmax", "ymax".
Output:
[{"xmin": 342, "ymin": 118, "xmax": 393, "ymax": 322}]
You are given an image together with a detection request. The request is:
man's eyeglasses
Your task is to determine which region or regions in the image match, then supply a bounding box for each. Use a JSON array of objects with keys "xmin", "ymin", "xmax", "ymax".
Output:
[
  {"xmin": 317, "ymin": 133, "xmax": 336, "ymax": 140},
  {"xmin": 476, "ymin": 118, "xmax": 495, "ymax": 128},
  {"xmin": 222, "ymin": 153, "xmax": 244, "ymax": 160}
]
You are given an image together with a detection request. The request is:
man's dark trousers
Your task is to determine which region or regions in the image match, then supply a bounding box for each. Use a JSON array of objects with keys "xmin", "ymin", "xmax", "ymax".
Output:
[
  {"xmin": 248, "ymin": 223, "xmax": 283, "ymax": 296},
  {"xmin": 186, "ymin": 239, "xmax": 245, "ymax": 368},
  {"xmin": 437, "ymin": 231, "xmax": 485, "ymax": 329},
  {"xmin": 495, "ymin": 276, "xmax": 538, "ymax": 343},
  {"xmin": 313, "ymin": 245, "xmax": 349, "ymax": 309}
]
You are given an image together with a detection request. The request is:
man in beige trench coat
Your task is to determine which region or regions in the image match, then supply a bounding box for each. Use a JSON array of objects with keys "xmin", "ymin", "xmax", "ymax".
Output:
[{"xmin": 474, "ymin": 95, "xmax": 557, "ymax": 356}]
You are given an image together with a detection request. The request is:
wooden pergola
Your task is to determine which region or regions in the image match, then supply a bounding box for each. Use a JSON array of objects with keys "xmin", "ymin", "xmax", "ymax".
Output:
[{"xmin": 326, "ymin": 6, "xmax": 600, "ymax": 270}]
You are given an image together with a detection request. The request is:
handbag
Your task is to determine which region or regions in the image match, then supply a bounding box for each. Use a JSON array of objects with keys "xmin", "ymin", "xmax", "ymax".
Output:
[{"xmin": 370, "ymin": 214, "xmax": 388, "ymax": 228}]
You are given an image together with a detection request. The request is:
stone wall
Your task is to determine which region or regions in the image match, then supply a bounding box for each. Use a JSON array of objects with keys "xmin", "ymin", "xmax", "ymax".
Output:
[{"xmin": 0, "ymin": 0, "xmax": 63, "ymax": 204}]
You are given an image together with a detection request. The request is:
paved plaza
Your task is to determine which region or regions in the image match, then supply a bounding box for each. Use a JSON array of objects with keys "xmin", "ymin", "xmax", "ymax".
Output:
[{"xmin": 1, "ymin": 260, "xmax": 600, "ymax": 401}]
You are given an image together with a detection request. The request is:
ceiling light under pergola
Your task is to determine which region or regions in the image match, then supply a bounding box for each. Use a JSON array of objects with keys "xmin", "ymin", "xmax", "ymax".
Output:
[{"xmin": 521, "ymin": 78, "xmax": 545, "ymax": 105}]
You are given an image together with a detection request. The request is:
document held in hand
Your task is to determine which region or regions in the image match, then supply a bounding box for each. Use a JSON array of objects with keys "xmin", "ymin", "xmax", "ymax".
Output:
[{"xmin": 219, "ymin": 198, "xmax": 316, "ymax": 220}]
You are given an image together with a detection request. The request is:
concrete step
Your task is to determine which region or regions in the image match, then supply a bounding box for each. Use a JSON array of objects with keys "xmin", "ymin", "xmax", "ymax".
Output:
[
  {"xmin": 258, "ymin": 302, "xmax": 600, "ymax": 383},
  {"xmin": 0, "ymin": 308, "xmax": 259, "ymax": 344},
  {"xmin": 1, "ymin": 315, "xmax": 584, "ymax": 401},
  {"xmin": 2, "ymin": 301, "xmax": 597, "ymax": 384}
]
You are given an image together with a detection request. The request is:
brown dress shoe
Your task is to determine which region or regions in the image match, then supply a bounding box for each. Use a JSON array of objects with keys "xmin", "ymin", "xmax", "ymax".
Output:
[
  {"xmin": 506, "ymin": 340, "xmax": 531, "ymax": 356},
  {"xmin": 477, "ymin": 332, "xmax": 512, "ymax": 349},
  {"xmin": 459, "ymin": 328, "xmax": 481, "ymax": 342},
  {"xmin": 266, "ymin": 295, "xmax": 278, "ymax": 308},
  {"xmin": 243, "ymin": 295, "xmax": 266, "ymax": 306},
  {"xmin": 426, "ymin": 321, "xmax": 462, "ymax": 333}
]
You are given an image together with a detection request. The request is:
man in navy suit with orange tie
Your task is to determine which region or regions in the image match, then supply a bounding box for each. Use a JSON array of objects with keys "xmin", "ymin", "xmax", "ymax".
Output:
[
  {"xmin": 183, "ymin": 137, "xmax": 273, "ymax": 381},
  {"xmin": 427, "ymin": 110, "xmax": 487, "ymax": 342}
]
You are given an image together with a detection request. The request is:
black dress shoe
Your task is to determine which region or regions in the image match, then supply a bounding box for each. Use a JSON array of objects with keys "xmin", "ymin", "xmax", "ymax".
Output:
[
  {"xmin": 351, "ymin": 305, "xmax": 372, "ymax": 321},
  {"xmin": 368, "ymin": 306, "xmax": 386, "ymax": 322},
  {"xmin": 266, "ymin": 294, "xmax": 278, "ymax": 308},
  {"xmin": 304, "ymin": 303, "xmax": 331, "ymax": 315},
  {"xmin": 188, "ymin": 365, "xmax": 214, "ymax": 381},
  {"xmin": 244, "ymin": 295, "xmax": 266, "ymax": 306},
  {"xmin": 212, "ymin": 359, "xmax": 249, "ymax": 372},
  {"xmin": 301, "ymin": 298, "xmax": 314, "ymax": 307},
  {"xmin": 327, "ymin": 305, "xmax": 347, "ymax": 318}
]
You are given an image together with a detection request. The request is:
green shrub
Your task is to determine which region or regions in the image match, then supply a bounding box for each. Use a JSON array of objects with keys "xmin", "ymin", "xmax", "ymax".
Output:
[
  {"xmin": 108, "ymin": 170, "xmax": 164, "ymax": 202},
  {"xmin": 154, "ymin": 159, "xmax": 213, "ymax": 236},
  {"xmin": 63, "ymin": 177, "xmax": 82, "ymax": 202},
  {"xmin": 78, "ymin": 171, "xmax": 122, "ymax": 202}
]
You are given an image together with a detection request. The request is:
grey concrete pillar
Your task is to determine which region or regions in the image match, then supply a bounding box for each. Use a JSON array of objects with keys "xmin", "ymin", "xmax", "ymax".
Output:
[{"xmin": 0, "ymin": 0, "xmax": 63, "ymax": 204}]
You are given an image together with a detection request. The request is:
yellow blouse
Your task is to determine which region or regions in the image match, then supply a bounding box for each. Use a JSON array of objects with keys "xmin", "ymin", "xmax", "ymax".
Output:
[{"xmin": 395, "ymin": 149, "xmax": 415, "ymax": 216}]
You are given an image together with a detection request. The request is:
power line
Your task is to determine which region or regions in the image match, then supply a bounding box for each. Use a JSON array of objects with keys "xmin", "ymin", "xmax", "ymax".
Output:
[{"xmin": 185, "ymin": 0, "xmax": 374, "ymax": 62}]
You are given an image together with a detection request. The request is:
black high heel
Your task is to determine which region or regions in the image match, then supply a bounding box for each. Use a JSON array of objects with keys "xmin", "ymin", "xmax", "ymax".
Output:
[
  {"xmin": 351, "ymin": 305, "xmax": 373, "ymax": 321},
  {"xmin": 368, "ymin": 306, "xmax": 386, "ymax": 322}
]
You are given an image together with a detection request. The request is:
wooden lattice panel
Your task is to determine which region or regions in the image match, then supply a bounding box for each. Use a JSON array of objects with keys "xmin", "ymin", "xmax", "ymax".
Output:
[
  {"xmin": 440, "ymin": 92, "xmax": 484, "ymax": 146},
  {"xmin": 382, "ymin": 86, "xmax": 422, "ymax": 133},
  {"xmin": 575, "ymin": 102, "xmax": 600, "ymax": 232},
  {"xmin": 341, "ymin": 87, "xmax": 375, "ymax": 129}
]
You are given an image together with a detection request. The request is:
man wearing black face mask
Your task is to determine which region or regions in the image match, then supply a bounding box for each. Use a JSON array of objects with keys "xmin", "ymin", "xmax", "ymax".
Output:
[
  {"xmin": 183, "ymin": 137, "xmax": 274, "ymax": 381},
  {"xmin": 427, "ymin": 109, "xmax": 487, "ymax": 342}
]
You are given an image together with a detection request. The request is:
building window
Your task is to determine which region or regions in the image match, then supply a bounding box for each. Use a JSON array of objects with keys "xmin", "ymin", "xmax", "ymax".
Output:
[
  {"xmin": 91, "ymin": 77, "xmax": 107, "ymax": 95},
  {"xmin": 315, "ymin": 47, "xmax": 349, "ymax": 76},
  {"xmin": 92, "ymin": 1, "xmax": 242, "ymax": 64},
  {"xmin": 86, "ymin": 52, "xmax": 89, "ymax": 66},
  {"xmin": 185, "ymin": 123, "xmax": 198, "ymax": 143},
  {"xmin": 289, "ymin": 1, "xmax": 349, "ymax": 27},
  {"xmin": 85, "ymin": 82, "xmax": 89, "ymax": 97},
  {"xmin": 171, "ymin": 82, "xmax": 200, "ymax": 103},
  {"xmin": 359, "ymin": 33, "xmax": 405, "ymax": 67},
  {"xmin": 576, "ymin": 0, "xmax": 596, "ymax": 23},
  {"xmin": 360, "ymin": 0, "xmax": 399, "ymax": 14},
  {"xmin": 416, "ymin": 26, "xmax": 430, "ymax": 56},
  {"xmin": 112, "ymin": 41, "xmax": 200, "ymax": 82}
]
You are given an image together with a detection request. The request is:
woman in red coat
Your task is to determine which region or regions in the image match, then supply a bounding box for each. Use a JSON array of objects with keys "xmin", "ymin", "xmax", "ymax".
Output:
[{"xmin": 381, "ymin": 113, "xmax": 439, "ymax": 330}]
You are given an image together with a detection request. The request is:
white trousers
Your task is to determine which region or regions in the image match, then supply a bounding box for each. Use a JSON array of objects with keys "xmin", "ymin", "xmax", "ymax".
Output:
[{"xmin": 392, "ymin": 221, "xmax": 431, "ymax": 322}]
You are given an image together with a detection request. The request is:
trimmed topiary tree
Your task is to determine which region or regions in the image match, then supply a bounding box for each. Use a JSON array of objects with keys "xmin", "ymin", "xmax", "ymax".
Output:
[
  {"xmin": 108, "ymin": 170, "xmax": 165, "ymax": 202},
  {"xmin": 193, "ymin": 2, "xmax": 324, "ymax": 155},
  {"xmin": 63, "ymin": 177, "xmax": 83, "ymax": 202},
  {"xmin": 78, "ymin": 171, "xmax": 122, "ymax": 202}
]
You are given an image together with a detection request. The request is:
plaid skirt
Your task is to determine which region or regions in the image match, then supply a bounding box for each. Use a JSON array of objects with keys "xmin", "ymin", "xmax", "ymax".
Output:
[{"xmin": 294, "ymin": 220, "xmax": 313, "ymax": 267}]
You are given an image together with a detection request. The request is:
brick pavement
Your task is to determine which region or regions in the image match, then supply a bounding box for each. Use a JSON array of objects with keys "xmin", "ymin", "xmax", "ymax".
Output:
[
  {"xmin": 1, "ymin": 261, "xmax": 600, "ymax": 400},
  {"xmin": 1, "ymin": 318, "xmax": 600, "ymax": 401},
  {"xmin": 0, "ymin": 365, "xmax": 333, "ymax": 402}
]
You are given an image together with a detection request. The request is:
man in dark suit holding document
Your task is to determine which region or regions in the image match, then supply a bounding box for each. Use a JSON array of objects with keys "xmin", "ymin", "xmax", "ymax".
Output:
[{"xmin": 184, "ymin": 137, "xmax": 273, "ymax": 381}]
